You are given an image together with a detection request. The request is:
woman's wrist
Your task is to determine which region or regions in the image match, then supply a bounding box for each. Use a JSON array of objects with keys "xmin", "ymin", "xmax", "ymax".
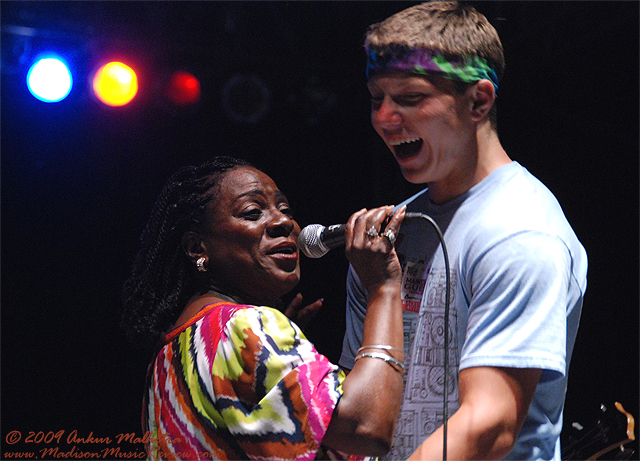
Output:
[{"xmin": 366, "ymin": 280, "xmax": 401, "ymax": 299}]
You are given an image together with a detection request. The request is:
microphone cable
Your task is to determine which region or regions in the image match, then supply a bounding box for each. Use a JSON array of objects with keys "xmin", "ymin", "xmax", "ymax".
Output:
[{"xmin": 405, "ymin": 212, "xmax": 451, "ymax": 461}]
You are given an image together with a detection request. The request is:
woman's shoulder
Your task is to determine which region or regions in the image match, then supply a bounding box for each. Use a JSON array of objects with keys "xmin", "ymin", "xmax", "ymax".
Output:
[
  {"xmin": 164, "ymin": 302, "xmax": 246, "ymax": 342},
  {"xmin": 198, "ymin": 303, "xmax": 293, "ymax": 333},
  {"xmin": 164, "ymin": 301, "xmax": 296, "ymax": 346},
  {"xmin": 216, "ymin": 304, "xmax": 298, "ymax": 335}
]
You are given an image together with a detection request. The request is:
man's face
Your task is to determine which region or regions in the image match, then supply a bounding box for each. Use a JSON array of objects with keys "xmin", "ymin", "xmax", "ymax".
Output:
[{"xmin": 368, "ymin": 72, "xmax": 475, "ymax": 187}]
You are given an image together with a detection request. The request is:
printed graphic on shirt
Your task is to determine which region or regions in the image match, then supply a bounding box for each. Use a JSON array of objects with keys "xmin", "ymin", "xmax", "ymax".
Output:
[
  {"xmin": 399, "ymin": 255, "xmax": 429, "ymax": 314},
  {"xmin": 402, "ymin": 256, "xmax": 429, "ymax": 313},
  {"xmin": 386, "ymin": 267, "xmax": 460, "ymax": 460},
  {"xmin": 399, "ymin": 256, "xmax": 428, "ymax": 375}
]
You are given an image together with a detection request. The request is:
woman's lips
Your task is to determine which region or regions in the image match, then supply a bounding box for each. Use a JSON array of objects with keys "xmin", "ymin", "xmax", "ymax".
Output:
[{"xmin": 267, "ymin": 243, "xmax": 299, "ymax": 260}]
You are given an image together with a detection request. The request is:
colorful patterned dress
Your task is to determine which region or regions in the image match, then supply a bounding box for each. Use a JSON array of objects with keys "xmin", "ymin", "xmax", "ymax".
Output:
[{"xmin": 143, "ymin": 302, "xmax": 354, "ymax": 460}]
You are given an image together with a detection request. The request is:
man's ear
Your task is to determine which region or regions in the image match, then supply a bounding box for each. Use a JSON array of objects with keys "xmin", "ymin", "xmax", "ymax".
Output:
[
  {"xmin": 469, "ymin": 79, "xmax": 495, "ymax": 121},
  {"xmin": 181, "ymin": 231, "xmax": 206, "ymax": 263}
]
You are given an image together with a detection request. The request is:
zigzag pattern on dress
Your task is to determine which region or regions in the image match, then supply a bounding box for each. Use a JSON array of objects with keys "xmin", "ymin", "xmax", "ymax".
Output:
[{"xmin": 144, "ymin": 302, "xmax": 356, "ymax": 461}]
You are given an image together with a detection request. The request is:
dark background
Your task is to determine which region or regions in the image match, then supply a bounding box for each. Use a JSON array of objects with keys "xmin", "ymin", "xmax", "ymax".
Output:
[{"xmin": 2, "ymin": 1, "xmax": 638, "ymax": 458}]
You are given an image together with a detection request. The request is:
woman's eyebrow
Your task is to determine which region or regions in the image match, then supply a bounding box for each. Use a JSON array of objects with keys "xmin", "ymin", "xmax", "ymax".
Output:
[{"xmin": 234, "ymin": 189, "xmax": 288, "ymax": 202}]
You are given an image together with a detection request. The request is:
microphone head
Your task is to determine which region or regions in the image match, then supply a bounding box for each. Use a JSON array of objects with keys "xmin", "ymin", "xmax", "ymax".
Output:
[{"xmin": 298, "ymin": 224, "xmax": 330, "ymax": 258}]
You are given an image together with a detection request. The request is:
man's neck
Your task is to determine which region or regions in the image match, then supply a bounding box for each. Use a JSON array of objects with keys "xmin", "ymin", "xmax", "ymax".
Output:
[{"xmin": 428, "ymin": 126, "xmax": 510, "ymax": 204}]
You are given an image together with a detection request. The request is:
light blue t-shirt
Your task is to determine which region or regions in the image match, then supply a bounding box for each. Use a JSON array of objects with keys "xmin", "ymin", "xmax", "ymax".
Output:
[{"xmin": 340, "ymin": 162, "xmax": 587, "ymax": 460}]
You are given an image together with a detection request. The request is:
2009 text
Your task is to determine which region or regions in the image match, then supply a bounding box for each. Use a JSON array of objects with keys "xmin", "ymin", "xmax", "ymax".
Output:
[{"xmin": 3, "ymin": 430, "xmax": 151, "ymax": 460}]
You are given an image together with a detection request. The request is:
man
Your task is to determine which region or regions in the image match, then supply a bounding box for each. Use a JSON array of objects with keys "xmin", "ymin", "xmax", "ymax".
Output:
[{"xmin": 339, "ymin": 2, "xmax": 587, "ymax": 460}]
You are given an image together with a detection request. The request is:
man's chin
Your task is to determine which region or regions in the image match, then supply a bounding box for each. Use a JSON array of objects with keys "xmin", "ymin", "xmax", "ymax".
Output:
[{"xmin": 398, "ymin": 165, "xmax": 429, "ymax": 185}]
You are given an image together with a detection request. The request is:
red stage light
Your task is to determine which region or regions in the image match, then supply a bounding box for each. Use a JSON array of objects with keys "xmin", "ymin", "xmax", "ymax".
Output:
[{"xmin": 166, "ymin": 71, "xmax": 201, "ymax": 105}]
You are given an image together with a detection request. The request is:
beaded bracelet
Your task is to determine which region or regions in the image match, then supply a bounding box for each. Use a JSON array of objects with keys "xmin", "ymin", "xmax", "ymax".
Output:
[{"xmin": 355, "ymin": 351, "xmax": 405, "ymax": 374}]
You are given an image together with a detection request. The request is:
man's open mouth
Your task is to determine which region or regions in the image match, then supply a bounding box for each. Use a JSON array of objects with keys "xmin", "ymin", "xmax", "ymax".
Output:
[{"xmin": 390, "ymin": 137, "xmax": 423, "ymax": 159}]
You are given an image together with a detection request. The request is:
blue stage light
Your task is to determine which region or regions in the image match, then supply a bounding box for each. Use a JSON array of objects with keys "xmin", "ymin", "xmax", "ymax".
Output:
[{"xmin": 27, "ymin": 56, "xmax": 73, "ymax": 103}]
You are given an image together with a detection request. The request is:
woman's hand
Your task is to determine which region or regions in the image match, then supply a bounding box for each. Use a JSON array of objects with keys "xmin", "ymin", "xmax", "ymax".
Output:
[
  {"xmin": 283, "ymin": 293, "xmax": 323, "ymax": 330},
  {"xmin": 344, "ymin": 205, "xmax": 405, "ymax": 291}
]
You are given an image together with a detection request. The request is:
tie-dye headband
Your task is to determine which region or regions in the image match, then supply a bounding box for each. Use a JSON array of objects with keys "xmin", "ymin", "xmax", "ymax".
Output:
[{"xmin": 366, "ymin": 46, "xmax": 498, "ymax": 93}]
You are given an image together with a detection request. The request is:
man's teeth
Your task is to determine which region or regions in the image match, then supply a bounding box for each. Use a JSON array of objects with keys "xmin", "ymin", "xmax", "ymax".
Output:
[{"xmin": 389, "ymin": 137, "xmax": 421, "ymax": 146}]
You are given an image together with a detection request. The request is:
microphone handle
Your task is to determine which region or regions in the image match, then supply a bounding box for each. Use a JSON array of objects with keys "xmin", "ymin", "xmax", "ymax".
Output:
[
  {"xmin": 312, "ymin": 211, "xmax": 425, "ymax": 254},
  {"xmin": 321, "ymin": 224, "xmax": 347, "ymax": 249},
  {"xmin": 322, "ymin": 212, "xmax": 423, "ymax": 249}
]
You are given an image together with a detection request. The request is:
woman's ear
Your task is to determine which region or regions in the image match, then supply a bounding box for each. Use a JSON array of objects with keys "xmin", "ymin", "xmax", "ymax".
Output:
[
  {"xmin": 469, "ymin": 79, "xmax": 495, "ymax": 121},
  {"xmin": 181, "ymin": 231, "xmax": 206, "ymax": 263}
]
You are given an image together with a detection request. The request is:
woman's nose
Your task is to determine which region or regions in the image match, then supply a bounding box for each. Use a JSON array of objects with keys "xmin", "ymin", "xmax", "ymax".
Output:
[{"xmin": 267, "ymin": 210, "xmax": 295, "ymax": 237}]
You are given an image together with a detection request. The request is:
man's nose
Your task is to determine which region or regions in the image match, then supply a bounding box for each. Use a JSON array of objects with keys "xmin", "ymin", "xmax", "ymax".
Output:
[{"xmin": 372, "ymin": 98, "xmax": 402, "ymax": 128}]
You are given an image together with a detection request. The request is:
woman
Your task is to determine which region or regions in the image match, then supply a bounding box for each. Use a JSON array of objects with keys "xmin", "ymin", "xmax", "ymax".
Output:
[{"xmin": 122, "ymin": 156, "xmax": 406, "ymax": 460}]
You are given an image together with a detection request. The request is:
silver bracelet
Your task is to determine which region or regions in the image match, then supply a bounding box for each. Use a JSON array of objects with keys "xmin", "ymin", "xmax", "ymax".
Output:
[
  {"xmin": 357, "ymin": 344, "xmax": 404, "ymax": 357},
  {"xmin": 355, "ymin": 351, "xmax": 405, "ymax": 374}
]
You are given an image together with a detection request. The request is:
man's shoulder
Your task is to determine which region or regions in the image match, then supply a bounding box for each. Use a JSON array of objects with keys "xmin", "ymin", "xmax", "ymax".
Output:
[{"xmin": 466, "ymin": 163, "xmax": 567, "ymax": 228}]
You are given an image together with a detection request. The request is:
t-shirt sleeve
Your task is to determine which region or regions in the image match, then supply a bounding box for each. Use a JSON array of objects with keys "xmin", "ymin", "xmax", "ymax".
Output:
[
  {"xmin": 460, "ymin": 231, "xmax": 572, "ymax": 382},
  {"xmin": 213, "ymin": 306, "xmax": 347, "ymax": 460},
  {"xmin": 339, "ymin": 265, "xmax": 369, "ymax": 370}
]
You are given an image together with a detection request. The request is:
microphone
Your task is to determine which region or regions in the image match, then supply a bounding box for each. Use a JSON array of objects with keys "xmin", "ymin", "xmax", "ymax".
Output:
[
  {"xmin": 298, "ymin": 223, "xmax": 347, "ymax": 258},
  {"xmin": 298, "ymin": 212, "xmax": 423, "ymax": 258}
]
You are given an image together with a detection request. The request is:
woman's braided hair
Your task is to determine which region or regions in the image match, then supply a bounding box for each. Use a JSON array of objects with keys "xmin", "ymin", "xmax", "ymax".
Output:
[{"xmin": 121, "ymin": 156, "xmax": 252, "ymax": 348}]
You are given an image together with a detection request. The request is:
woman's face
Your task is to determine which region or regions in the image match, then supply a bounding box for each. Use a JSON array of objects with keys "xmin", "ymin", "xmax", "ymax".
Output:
[{"xmin": 200, "ymin": 166, "xmax": 301, "ymax": 305}]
